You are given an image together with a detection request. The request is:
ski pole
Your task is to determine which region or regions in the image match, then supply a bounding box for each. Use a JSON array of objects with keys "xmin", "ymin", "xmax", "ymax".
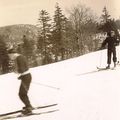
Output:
[
  {"xmin": 32, "ymin": 81, "xmax": 60, "ymax": 90},
  {"xmin": 99, "ymin": 49, "xmax": 103, "ymax": 67},
  {"xmin": 117, "ymin": 46, "xmax": 120, "ymax": 65}
]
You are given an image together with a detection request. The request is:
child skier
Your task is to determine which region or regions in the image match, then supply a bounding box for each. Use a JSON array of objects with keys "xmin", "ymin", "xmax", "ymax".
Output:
[{"xmin": 101, "ymin": 31, "xmax": 119, "ymax": 69}]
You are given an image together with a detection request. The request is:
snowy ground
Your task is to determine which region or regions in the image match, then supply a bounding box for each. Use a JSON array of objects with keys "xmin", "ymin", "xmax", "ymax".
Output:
[{"xmin": 0, "ymin": 46, "xmax": 120, "ymax": 120}]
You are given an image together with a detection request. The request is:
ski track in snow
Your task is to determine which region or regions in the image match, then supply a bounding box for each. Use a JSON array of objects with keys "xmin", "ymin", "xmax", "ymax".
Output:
[{"xmin": 0, "ymin": 46, "xmax": 120, "ymax": 120}]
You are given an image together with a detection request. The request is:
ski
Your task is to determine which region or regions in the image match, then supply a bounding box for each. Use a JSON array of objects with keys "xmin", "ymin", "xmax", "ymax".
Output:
[
  {"xmin": 77, "ymin": 65, "xmax": 117, "ymax": 76},
  {"xmin": 97, "ymin": 67, "xmax": 109, "ymax": 71},
  {"xmin": 0, "ymin": 103, "xmax": 58, "ymax": 117},
  {"xmin": 97, "ymin": 66, "xmax": 116, "ymax": 71},
  {"xmin": 1, "ymin": 109, "xmax": 59, "ymax": 120},
  {"xmin": 77, "ymin": 67, "xmax": 110, "ymax": 76}
]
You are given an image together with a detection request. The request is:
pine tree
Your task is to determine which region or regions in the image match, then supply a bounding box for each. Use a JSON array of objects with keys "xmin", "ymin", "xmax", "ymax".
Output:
[
  {"xmin": 37, "ymin": 10, "xmax": 52, "ymax": 64},
  {"xmin": 99, "ymin": 7, "xmax": 118, "ymax": 34},
  {"xmin": 52, "ymin": 3, "xmax": 67, "ymax": 61},
  {"xmin": 101, "ymin": 6, "xmax": 111, "ymax": 24}
]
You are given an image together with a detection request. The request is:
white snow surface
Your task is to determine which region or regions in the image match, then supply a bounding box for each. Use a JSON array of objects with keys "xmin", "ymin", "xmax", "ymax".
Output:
[{"xmin": 1, "ymin": 46, "xmax": 120, "ymax": 120}]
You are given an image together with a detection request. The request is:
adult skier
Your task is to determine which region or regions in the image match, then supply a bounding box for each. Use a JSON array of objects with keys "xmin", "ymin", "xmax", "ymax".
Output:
[
  {"xmin": 101, "ymin": 31, "xmax": 119, "ymax": 69},
  {"xmin": 8, "ymin": 48, "xmax": 33, "ymax": 115}
]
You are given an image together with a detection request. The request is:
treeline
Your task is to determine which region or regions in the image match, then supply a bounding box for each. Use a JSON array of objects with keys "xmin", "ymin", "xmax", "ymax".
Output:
[
  {"xmin": 0, "ymin": 3, "xmax": 120, "ymax": 74},
  {"xmin": 37, "ymin": 3, "xmax": 99, "ymax": 64}
]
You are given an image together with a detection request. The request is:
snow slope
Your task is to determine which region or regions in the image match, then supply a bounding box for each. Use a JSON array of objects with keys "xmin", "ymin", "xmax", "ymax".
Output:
[{"xmin": 0, "ymin": 46, "xmax": 120, "ymax": 120}]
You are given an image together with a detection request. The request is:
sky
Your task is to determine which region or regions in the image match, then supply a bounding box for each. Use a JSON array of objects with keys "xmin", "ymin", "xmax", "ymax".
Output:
[{"xmin": 0, "ymin": 0, "xmax": 120, "ymax": 27}]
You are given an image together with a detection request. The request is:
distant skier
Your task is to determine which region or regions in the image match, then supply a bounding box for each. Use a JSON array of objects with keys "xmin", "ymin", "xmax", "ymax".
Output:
[
  {"xmin": 101, "ymin": 31, "xmax": 119, "ymax": 69},
  {"xmin": 8, "ymin": 48, "xmax": 33, "ymax": 115}
]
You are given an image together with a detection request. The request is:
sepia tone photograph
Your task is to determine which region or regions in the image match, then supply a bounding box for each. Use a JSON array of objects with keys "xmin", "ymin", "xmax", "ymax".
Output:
[{"xmin": 0, "ymin": 0, "xmax": 120, "ymax": 119}]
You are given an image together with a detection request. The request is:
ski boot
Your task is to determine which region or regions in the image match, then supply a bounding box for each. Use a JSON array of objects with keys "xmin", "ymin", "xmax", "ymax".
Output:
[
  {"xmin": 106, "ymin": 64, "xmax": 110, "ymax": 69},
  {"xmin": 114, "ymin": 62, "xmax": 116, "ymax": 68},
  {"xmin": 22, "ymin": 106, "xmax": 33, "ymax": 115},
  {"xmin": 112, "ymin": 62, "xmax": 117, "ymax": 70}
]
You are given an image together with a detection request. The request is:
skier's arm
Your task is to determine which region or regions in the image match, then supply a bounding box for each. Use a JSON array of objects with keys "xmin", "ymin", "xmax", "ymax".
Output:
[{"xmin": 100, "ymin": 38, "xmax": 108, "ymax": 49}]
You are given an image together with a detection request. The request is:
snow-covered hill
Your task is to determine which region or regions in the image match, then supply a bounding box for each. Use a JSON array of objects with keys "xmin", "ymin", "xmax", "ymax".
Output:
[{"xmin": 1, "ymin": 46, "xmax": 120, "ymax": 120}]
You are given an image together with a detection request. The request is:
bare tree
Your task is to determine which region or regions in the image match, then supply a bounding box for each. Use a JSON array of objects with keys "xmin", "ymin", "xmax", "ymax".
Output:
[{"xmin": 68, "ymin": 3, "xmax": 98, "ymax": 55}]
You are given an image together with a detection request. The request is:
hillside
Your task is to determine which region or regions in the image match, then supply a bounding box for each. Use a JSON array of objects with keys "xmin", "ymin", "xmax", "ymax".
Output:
[
  {"xmin": 0, "ymin": 47, "xmax": 120, "ymax": 120},
  {"xmin": 0, "ymin": 24, "xmax": 39, "ymax": 44}
]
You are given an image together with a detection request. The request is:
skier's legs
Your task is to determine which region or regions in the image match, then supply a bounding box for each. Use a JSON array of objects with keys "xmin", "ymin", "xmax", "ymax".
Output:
[
  {"xmin": 113, "ymin": 49, "xmax": 117, "ymax": 63},
  {"xmin": 19, "ymin": 73, "xmax": 32, "ymax": 108},
  {"xmin": 112, "ymin": 48, "xmax": 117, "ymax": 67},
  {"xmin": 107, "ymin": 49, "xmax": 112, "ymax": 65}
]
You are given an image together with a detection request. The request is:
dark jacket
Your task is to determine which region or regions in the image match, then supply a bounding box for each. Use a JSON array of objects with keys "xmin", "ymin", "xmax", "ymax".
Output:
[
  {"xmin": 16, "ymin": 55, "xmax": 29, "ymax": 73},
  {"xmin": 102, "ymin": 36, "xmax": 118, "ymax": 50}
]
